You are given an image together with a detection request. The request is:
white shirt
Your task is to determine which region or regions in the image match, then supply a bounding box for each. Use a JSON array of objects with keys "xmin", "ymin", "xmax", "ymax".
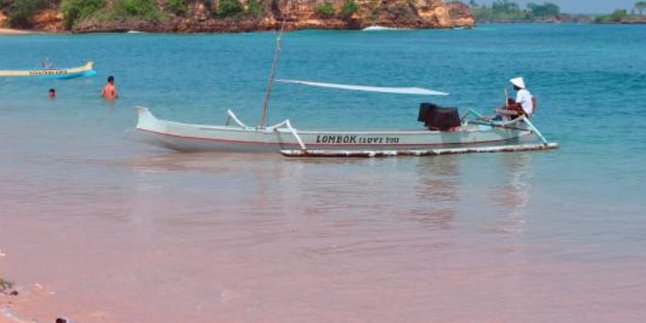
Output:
[{"xmin": 515, "ymin": 89, "xmax": 534, "ymax": 116}]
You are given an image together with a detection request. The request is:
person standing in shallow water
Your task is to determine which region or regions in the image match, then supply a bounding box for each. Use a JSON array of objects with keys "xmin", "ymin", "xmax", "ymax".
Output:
[{"xmin": 101, "ymin": 76, "xmax": 118, "ymax": 100}]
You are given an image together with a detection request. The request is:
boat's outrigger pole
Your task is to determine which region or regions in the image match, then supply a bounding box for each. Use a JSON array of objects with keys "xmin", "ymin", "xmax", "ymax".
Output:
[
  {"xmin": 519, "ymin": 116, "xmax": 549, "ymax": 145},
  {"xmin": 225, "ymin": 109, "xmax": 251, "ymax": 129},
  {"xmin": 463, "ymin": 108, "xmax": 549, "ymax": 145},
  {"xmin": 268, "ymin": 120, "xmax": 307, "ymax": 151},
  {"xmin": 259, "ymin": 19, "xmax": 287, "ymax": 129}
]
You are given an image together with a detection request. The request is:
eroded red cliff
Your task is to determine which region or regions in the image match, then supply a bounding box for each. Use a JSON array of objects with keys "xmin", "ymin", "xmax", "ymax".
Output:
[{"xmin": 3, "ymin": 0, "xmax": 474, "ymax": 33}]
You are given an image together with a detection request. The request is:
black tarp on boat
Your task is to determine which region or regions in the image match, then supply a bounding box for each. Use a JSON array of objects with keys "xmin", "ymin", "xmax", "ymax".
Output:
[{"xmin": 418, "ymin": 103, "xmax": 461, "ymax": 131}]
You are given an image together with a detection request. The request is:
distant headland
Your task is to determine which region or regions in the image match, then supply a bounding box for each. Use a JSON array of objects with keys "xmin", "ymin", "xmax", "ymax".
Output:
[
  {"xmin": 0, "ymin": 0, "xmax": 474, "ymax": 34},
  {"xmin": 469, "ymin": 0, "xmax": 646, "ymax": 24}
]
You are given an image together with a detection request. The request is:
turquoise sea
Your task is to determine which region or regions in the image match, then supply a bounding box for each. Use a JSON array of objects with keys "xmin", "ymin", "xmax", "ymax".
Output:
[{"xmin": 1, "ymin": 24, "xmax": 646, "ymax": 322}]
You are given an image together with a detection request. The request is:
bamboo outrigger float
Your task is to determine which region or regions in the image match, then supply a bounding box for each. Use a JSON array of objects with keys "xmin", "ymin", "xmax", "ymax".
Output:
[
  {"xmin": 281, "ymin": 143, "xmax": 559, "ymax": 157},
  {"xmin": 133, "ymin": 22, "xmax": 557, "ymax": 158},
  {"xmin": 0, "ymin": 61, "xmax": 96, "ymax": 79}
]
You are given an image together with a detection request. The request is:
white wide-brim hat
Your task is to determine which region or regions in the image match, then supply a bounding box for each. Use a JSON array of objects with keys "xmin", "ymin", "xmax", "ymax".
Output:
[{"xmin": 510, "ymin": 77, "xmax": 526, "ymax": 89}]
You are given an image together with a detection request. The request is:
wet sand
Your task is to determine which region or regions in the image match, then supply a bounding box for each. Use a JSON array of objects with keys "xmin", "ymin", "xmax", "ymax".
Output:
[{"xmin": 1, "ymin": 152, "xmax": 645, "ymax": 322}]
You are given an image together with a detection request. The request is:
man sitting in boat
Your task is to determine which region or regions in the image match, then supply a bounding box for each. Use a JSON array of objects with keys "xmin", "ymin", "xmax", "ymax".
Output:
[{"xmin": 495, "ymin": 77, "xmax": 535, "ymax": 119}]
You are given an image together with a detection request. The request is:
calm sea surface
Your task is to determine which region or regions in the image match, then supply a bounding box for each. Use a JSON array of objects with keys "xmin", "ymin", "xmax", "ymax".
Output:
[{"xmin": 1, "ymin": 24, "xmax": 645, "ymax": 322}]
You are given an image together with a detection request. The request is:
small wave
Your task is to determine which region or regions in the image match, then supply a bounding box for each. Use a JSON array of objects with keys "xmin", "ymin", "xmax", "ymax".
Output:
[
  {"xmin": 127, "ymin": 30, "xmax": 145, "ymax": 34},
  {"xmin": 362, "ymin": 26, "xmax": 409, "ymax": 31}
]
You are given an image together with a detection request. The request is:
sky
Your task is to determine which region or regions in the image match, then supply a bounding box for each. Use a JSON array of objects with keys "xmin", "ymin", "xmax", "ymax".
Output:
[{"xmin": 474, "ymin": 0, "xmax": 640, "ymax": 14}]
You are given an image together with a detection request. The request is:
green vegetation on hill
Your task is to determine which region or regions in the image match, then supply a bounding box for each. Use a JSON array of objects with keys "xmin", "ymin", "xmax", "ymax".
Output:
[
  {"xmin": 469, "ymin": 0, "xmax": 646, "ymax": 24},
  {"xmin": 168, "ymin": 0, "xmax": 187, "ymax": 16},
  {"xmin": 313, "ymin": 0, "xmax": 358, "ymax": 20},
  {"xmin": 0, "ymin": 0, "xmax": 472, "ymax": 31},
  {"xmin": 216, "ymin": 0, "xmax": 244, "ymax": 18},
  {"xmin": 61, "ymin": 0, "xmax": 102, "ymax": 28},
  {"xmin": 340, "ymin": 0, "xmax": 359, "ymax": 19},
  {"xmin": 527, "ymin": 2, "xmax": 559, "ymax": 18},
  {"xmin": 595, "ymin": 9, "xmax": 628, "ymax": 23},
  {"xmin": 60, "ymin": 0, "xmax": 163, "ymax": 28},
  {"xmin": 1, "ymin": 0, "xmax": 270, "ymax": 29},
  {"xmin": 595, "ymin": 2, "xmax": 646, "ymax": 23},
  {"xmin": 469, "ymin": 0, "xmax": 560, "ymax": 22},
  {"xmin": 637, "ymin": 1, "xmax": 646, "ymax": 14},
  {"xmin": 246, "ymin": 0, "xmax": 263, "ymax": 18},
  {"xmin": 315, "ymin": 2, "xmax": 335, "ymax": 19},
  {"xmin": 0, "ymin": 0, "xmax": 56, "ymax": 28},
  {"xmin": 0, "ymin": 0, "xmax": 165, "ymax": 29}
]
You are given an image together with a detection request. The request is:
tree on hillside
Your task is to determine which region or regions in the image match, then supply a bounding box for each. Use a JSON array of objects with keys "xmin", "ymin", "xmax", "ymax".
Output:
[
  {"xmin": 527, "ymin": 2, "xmax": 559, "ymax": 18},
  {"xmin": 340, "ymin": 0, "xmax": 358, "ymax": 20},
  {"xmin": 315, "ymin": 2, "xmax": 335, "ymax": 18},
  {"xmin": 469, "ymin": 0, "xmax": 527, "ymax": 22},
  {"xmin": 492, "ymin": 0, "xmax": 519, "ymax": 14},
  {"xmin": 595, "ymin": 9, "xmax": 627, "ymax": 23},
  {"xmin": 2, "ymin": 0, "xmax": 57, "ymax": 28},
  {"xmin": 168, "ymin": 0, "xmax": 187, "ymax": 16},
  {"xmin": 635, "ymin": 1, "xmax": 646, "ymax": 15},
  {"xmin": 217, "ymin": 0, "xmax": 243, "ymax": 18},
  {"xmin": 61, "ymin": 0, "xmax": 102, "ymax": 28}
]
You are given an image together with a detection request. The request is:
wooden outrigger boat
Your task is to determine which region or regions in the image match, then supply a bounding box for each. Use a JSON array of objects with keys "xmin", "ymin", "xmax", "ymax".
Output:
[
  {"xmin": 0, "ymin": 61, "xmax": 96, "ymax": 79},
  {"xmin": 133, "ymin": 23, "xmax": 557, "ymax": 158},
  {"xmin": 134, "ymin": 106, "xmax": 557, "ymax": 157}
]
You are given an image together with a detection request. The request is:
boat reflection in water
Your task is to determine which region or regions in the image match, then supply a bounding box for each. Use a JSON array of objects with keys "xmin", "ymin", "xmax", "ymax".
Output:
[
  {"xmin": 490, "ymin": 153, "xmax": 532, "ymax": 238},
  {"xmin": 399, "ymin": 155, "xmax": 460, "ymax": 229}
]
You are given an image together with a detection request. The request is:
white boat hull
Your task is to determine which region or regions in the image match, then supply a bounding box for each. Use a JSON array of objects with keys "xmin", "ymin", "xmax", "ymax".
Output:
[
  {"xmin": 0, "ymin": 61, "xmax": 95, "ymax": 79},
  {"xmin": 134, "ymin": 108, "xmax": 538, "ymax": 153}
]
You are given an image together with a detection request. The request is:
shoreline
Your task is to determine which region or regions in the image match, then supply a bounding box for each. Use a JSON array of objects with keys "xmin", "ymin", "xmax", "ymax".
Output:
[
  {"xmin": 0, "ymin": 25, "xmax": 467, "ymax": 35},
  {"xmin": 0, "ymin": 28, "xmax": 34, "ymax": 35},
  {"xmin": 1, "ymin": 268, "xmax": 53, "ymax": 323},
  {"xmin": 0, "ymin": 25, "xmax": 466, "ymax": 35},
  {"xmin": 2, "ymin": 22, "xmax": 645, "ymax": 36}
]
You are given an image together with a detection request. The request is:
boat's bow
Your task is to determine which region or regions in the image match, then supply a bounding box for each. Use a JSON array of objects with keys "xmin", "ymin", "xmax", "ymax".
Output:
[
  {"xmin": 131, "ymin": 106, "xmax": 180, "ymax": 150},
  {"xmin": 135, "ymin": 106, "xmax": 164, "ymax": 133}
]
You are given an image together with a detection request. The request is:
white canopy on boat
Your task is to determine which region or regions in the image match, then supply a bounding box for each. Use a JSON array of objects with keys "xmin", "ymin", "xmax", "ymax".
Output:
[{"xmin": 277, "ymin": 79, "xmax": 449, "ymax": 96}]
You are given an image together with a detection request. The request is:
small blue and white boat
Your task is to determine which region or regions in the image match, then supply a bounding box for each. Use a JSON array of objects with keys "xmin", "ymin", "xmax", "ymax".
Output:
[{"xmin": 0, "ymin": 61, "xmax": 96, "ymax": 79}]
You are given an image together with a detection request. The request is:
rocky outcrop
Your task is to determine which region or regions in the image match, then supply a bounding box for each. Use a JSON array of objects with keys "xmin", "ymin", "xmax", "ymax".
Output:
[
  {"xmin": 445, "ymin": 1, "xmax": 474, "ymax": 27},
  {"xmin": 9, "ymin": 0, "xmax": 474, "ymax": 33},
  {"xmin": 262, "ymin": 0, "xmax": 474, "ymax": 29},
  {"xmin": 32, "ymin": 9, "xmax": 64, "ymax": 32}
]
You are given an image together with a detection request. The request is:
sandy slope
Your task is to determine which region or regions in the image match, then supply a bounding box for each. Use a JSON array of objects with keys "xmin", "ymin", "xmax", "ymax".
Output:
[{"xmin": 0, "ymin": 28, "xmax": 32, "ymax": 35}]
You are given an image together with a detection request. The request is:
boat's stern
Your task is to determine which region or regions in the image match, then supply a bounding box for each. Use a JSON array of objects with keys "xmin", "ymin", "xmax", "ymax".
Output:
[{"xmin": 58, "ymin": 61, "xmax": 97, "ymax": 79}]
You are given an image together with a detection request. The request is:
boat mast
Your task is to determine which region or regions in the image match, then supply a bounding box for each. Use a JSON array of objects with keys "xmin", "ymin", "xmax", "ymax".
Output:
[{"xmin": 259, "ymin": 19, "xmax": 287, "ymax": 129}]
